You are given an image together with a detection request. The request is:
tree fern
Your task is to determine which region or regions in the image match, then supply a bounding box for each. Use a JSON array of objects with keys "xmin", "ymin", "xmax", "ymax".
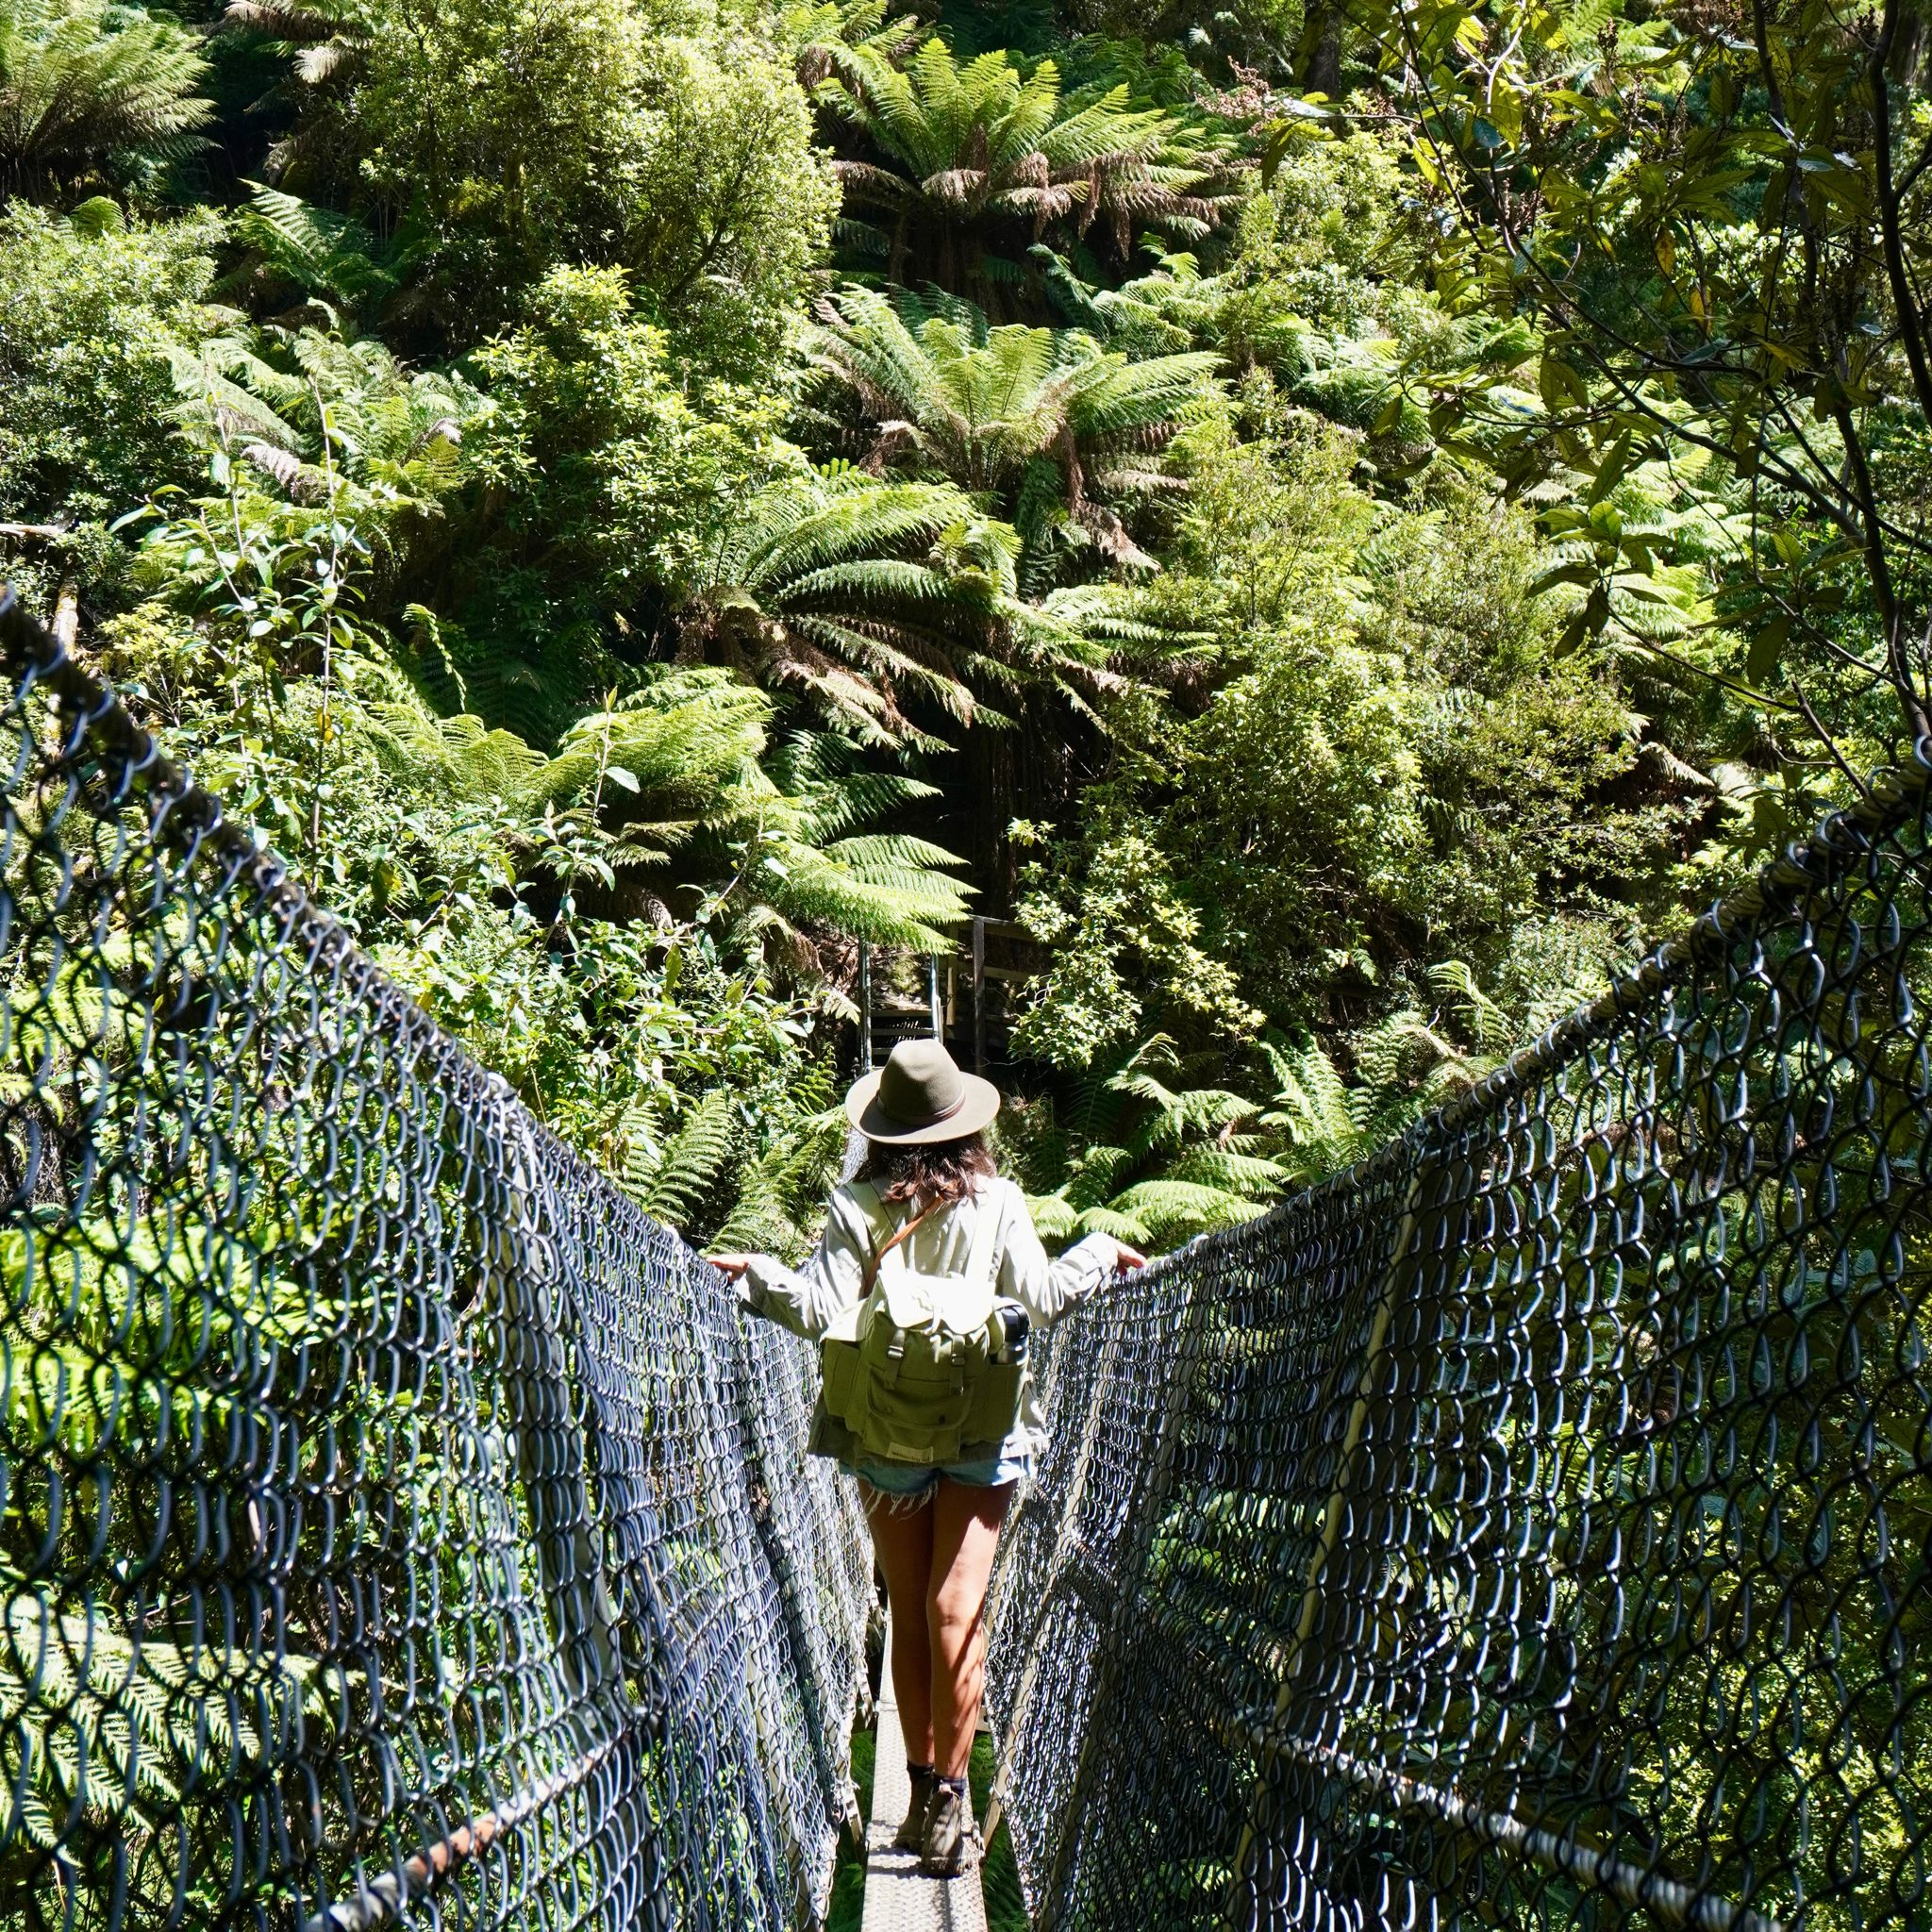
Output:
[
  {"xmin": 516, "ymin": 673, "xmax": 972, "ymax": 953},
  {"xmin": 164, "ymin": 335, "xmax": 305, "ymax": 450},
  {"xmin": 764, "ymin": 830, "xmax": 972, "ymax": 950},
  {"xmin": 813, "ymin": 36, "xmax": 1240, "ymax": 301},
  {"xmin": 225, "ymin": 0, "xmax": 370, "ymax": 90},
  {"xmin": 150, "ymin": 323, "xmax": 490, "ymax": 672},
  {"xmin": 2, "ymin": 1593, "xmax": 336, "ymax": 1856},
  {"xmin": 1426, "ymin": 958, "xmax": 1513, "ymax": 1056},
  {"xmin": 764, "ymin": 727, "xmax": 936, "ymax": 841},
  {"xmin": 708, "ymin": 1082, "xmax": 848, "ymax": 1255},
  {"xmin": 165, "ymin": 322, "xmax": 482, "ymax": 497},
  {"xmin": 1259, "ymin": 968, "xmax": 1515, "ymax": 1188},
  {"xmin": 1008, "ymin": 1033, "xmax": 1280, "ymax": 1248},
  {"xmin": 530, "ymin": 681, "xmax": 768, "ymax": 820},
  {"xmin": 1106, "ymin": 1175, "xmax": 1265, "ymax": 1241},
  {"xmin": 807, "ymin": 284, "xmax": 1222, "ymax": 583},
  {"xmin": 786, "ymin": 0, "xmax": 926, "ymax": 88},
  {"xmin": 1164, "ymin": 1142, "xmax": 1288, "ymax": 1196},
  {"xmin": 1259, "ymin": 1033, "xmax": 1372, "ymax": 1179},
  {"xmin": 358, "ymin": 698, "xmax": 546, "ymax": 802},
  {"xmin": 677, "ymin": 464, "xmax": 1019, "ymax": 748},
  {"xmin": 0, "ymin": 0, "xmax": 209, "ymax": 194}
]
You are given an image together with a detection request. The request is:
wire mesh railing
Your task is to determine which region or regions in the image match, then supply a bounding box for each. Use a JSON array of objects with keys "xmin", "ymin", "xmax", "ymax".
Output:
[
  {"xmin": 11, "ymin": 561, "xmax": 1932, "ymax": 1932},
  {"xmin": 988, "ymin": 743, "xmax": 1932, "ymax": 1930},
  {"xmin": 0, "ymin": 587, "xmax": 874, "ymax": 1932}
]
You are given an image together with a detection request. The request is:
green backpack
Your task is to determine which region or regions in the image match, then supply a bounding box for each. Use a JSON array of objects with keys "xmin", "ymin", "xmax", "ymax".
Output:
[{"xmin": 819, "ymin": 1185, "xmax": 1026, "ymax": 1466}]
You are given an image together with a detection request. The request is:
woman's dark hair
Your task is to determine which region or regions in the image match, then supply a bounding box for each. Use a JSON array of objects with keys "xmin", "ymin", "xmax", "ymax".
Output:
[{"xmin": 859, "ymin": 1131, "xmax": 997, "ymax": 1207}]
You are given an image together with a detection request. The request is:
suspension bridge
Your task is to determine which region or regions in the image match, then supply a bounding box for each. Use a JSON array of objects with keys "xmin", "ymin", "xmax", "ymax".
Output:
[{"xmin": 1, "ymin": 578, "xmax": 1927, "ymax": 1932}]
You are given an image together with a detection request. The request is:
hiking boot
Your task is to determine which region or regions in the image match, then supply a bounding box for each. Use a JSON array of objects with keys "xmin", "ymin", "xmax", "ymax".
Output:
[
  {"xmin": 921, "ymin": 1783, "xmax": 982, "ymax": 1877},
  {"xmin": 893, "ymin": 1764, "xmax": 939, "ymax": 1852}
]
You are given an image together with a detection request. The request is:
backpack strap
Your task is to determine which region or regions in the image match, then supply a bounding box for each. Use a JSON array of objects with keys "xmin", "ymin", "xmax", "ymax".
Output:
[
  {"xmin": 964, "ymin": 1179, "xmax": 1006, "ymax": 1288},
  {"xmin": 860, "ymin": 1198, "xmax": 942, "ymax": 1296}
]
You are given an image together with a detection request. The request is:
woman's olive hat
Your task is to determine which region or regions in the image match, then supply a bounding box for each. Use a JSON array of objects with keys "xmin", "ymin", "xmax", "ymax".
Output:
[{"xmin": 845, "ymin": 1038, "xmax": 1001, "ymax": 1145}]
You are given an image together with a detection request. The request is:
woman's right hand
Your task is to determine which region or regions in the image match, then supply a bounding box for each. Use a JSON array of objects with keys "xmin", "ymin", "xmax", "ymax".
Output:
[
  {"xmin": 1111, "ymin": 1240, "xmax": 1148, "ymax": 1272},
  {"xmin": 707, "ymin": 1254, "xmax": 753, "ymax": 1279}
]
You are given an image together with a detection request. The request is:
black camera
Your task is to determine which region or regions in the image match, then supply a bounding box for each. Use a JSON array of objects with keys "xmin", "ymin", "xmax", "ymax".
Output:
[{"xmin": 997, "ymin": 1302, "xmax": 1030, "ymax": 1364}]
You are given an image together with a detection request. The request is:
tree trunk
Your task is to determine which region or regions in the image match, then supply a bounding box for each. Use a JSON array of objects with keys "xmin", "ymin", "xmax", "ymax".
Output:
[{"xmin": 1293, "ymin": 4, "xmax": 1343, "ymax": 92}]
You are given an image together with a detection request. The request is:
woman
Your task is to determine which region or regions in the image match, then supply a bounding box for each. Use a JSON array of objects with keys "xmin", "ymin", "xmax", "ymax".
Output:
[{"xmin": 709, "ymin": 1038, "xmax": 1144, "ymax": 1877}]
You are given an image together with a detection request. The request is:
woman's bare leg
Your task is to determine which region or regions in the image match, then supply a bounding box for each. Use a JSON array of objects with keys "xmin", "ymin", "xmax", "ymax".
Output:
[
  {"xmin": 925, "ymin": 1477, "xmax": 1015, "ymax": 1781},
  {"xmin": 867, "ymin": 1491, "xmax": 938, "ymax": 1763}
]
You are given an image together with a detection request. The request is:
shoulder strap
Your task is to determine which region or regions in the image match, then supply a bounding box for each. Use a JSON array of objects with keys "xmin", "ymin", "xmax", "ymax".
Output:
[
  {"xmin": 964, "ymin": 1179, "xmax": 1006, "ymax": 1287},
  {"xmin": 860, "ymin": 1198, "xmax": 942, "ymax": 1297}
]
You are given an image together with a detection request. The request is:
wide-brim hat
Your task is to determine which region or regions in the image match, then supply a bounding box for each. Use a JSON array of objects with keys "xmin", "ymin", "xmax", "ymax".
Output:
[{"xmin": 845, "ymin": 1037, "xmax": 1001, "ymax": 1145}]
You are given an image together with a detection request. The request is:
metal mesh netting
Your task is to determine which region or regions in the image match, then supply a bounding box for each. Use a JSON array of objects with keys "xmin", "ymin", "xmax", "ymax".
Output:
[
  {"xmin": 0, "ymin": 589, "xmax": 873, "ymax": 1931},
  {"xmin": 988, "ymin": 747, "xmax": 1932, "ymax": 1929}
]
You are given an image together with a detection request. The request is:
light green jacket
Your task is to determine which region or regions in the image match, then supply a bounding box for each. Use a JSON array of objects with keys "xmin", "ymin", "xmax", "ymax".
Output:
[{"xmin": 740, "ymin": 1176, "xmax": 1119, "ymax": 1465}]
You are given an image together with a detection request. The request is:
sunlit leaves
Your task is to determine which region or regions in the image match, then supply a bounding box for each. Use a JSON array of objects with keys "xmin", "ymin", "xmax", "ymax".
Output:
[
  {"xmin": 815, "ymin": 35, "xmax": 1241, "ymax": 298},
  {"xmin": 0, "ymin": 0, "xmax": 209, "ymax": 194}
]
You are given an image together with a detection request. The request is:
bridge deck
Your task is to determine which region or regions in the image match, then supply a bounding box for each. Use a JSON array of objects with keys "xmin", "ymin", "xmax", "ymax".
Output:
[{"xmin": 862, "ymin": 1632, "xmax": 988, "ymax": 1932}]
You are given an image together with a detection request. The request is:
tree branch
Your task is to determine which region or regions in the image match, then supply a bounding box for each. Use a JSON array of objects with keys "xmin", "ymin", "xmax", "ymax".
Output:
[
  {"xmin": 1787, "ymin": 676, "xmax": 1871, "ymax": 797},
  {"xmin": 1829, "ymin": 397, "xmax": 1930, "ymax": 735},
  {"xmin": 1869, "ymin": 0, "xmax": 1932, "ymax": 425}
]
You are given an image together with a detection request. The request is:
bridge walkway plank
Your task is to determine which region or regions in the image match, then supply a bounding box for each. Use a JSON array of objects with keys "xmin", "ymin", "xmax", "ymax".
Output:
[{"xmin": 861, "ymin": 1632, "xmax": 990, "ymax": 1932}]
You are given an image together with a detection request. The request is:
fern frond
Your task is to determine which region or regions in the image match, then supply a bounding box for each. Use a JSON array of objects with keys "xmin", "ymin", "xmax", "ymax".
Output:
[
  {"xmin": 233, "ymin": 180, "xmax": 392, "ymax": 309},
  {"xmin": 630, "ymin": 1088, "xmax": 735, "ymax": 1225},
  {"xmin": 0, "ymin": 0, "xmax": 210, "ymax": 186}
]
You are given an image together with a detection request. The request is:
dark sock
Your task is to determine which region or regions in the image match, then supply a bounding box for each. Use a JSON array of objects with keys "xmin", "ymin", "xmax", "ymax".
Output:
[
  {"xmin": 908, "ymin": 1760, "xmax": 935, "ymax": 1782},
  {"xmin": 939, "ymin": 1774, "xmax": 969, "ymax": 1799}
]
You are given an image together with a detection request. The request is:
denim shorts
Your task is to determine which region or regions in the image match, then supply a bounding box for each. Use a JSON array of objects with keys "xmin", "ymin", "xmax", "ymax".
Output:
[{"xmin": 847, "ymin": 1451, "xmax": 1033, "ymax": 1498}]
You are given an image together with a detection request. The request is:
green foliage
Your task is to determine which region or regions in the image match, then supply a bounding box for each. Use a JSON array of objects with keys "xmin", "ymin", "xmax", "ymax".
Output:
[
  {"xmin": 1011, "ymin": 407, "xmax": 1666, "ymax": 1091},
  {"xmin": 138, "ymin": 317, "xmax": 490, "ymax": 698},
  {"xmin": 168, "ymin": 323, "xmax": 483, "ymax": 509},
  {"xmin": 0, "ymin": 204, "xmax": 222, "ymax": 598},
  {"xmin": 96, "ymin": 489, "xmax": 966, "ymax": 1241},
  {"xmin": 1051, "ymin": 130, "xmax": 1429, "ymax": 361},
  {"xmin": 0, "ymin": 1593, "xmax": 341, "ymax": 1885},
  {"xmin": 1, "ymin": 0, "xmax": 1920, "ymax": 1257},
  {"xmin": 808, "ymin": 283, "xmax": 1223, "ymax": 582},
  {"xmin": 0, "ymin": 0, "xmax": 210, "ymax": 198},
  {"xmin": 1011, "ymin": 783, "xmax": 1258, "ymax": 1067},
  {"xmin": 224, "ymin": 0, "xmax": 367, "ymax": 94},
  {"xmin": 324, "ymin": 0, "xmax": 836, "ymax": 350},
  {"xmin": 625, "ymin": 1083, "xmax": 736, "ymax": 1220},
  {"xmin": 1345, "ymin": 0, "xmax": 1932, "ymax": 762},
  {"xmin": 1006, "ymin": 1034, "xmax": 1281, "ymax": 1245},
  {"xmin": 454, "ymin": 264, "xmax": 793, "ymax": 737},
  {"xmin": 814, "ymin": 33, "xmax": 1240, "ymax": 302}
]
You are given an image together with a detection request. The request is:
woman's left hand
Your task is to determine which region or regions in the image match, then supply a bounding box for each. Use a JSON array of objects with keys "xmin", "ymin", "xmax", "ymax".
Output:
[
  {"xmin": 707, "ymin": 1254, "xmax": 754, "ymax": 1278},
  {"xmin": 1112, "ymin": 1240, "xmax": 1149, "ymax": 1272}
]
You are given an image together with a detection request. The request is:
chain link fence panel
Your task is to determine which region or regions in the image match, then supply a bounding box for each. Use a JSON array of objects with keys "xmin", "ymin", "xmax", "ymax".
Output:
[
  {"xmin": 989, "ymin": 743, "xmax": 1932, "ymax": 1932},
  {"xmin": 0, "ymin": 589, "xmax": 874, "ymax": 1932}
]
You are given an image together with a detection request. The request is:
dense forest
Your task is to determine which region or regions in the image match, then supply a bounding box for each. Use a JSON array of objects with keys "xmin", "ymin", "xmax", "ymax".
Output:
[{"xmin": 5, "ymin": 0, "xmax": 1931, "ymax": 1253}]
